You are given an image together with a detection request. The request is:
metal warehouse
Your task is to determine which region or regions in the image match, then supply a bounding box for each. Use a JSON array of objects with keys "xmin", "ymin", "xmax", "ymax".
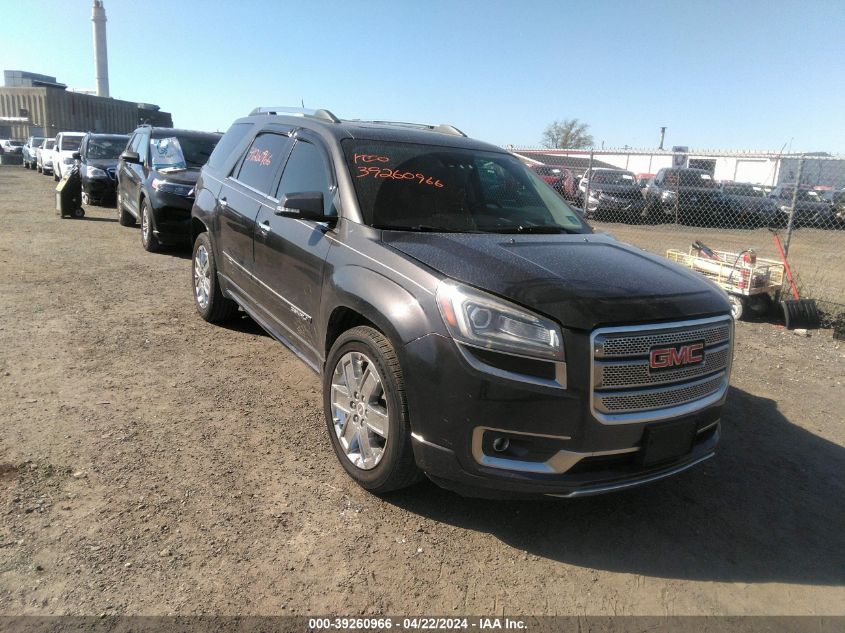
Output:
[{"xmin": 0, "ymin": 70, "xmax": 172, "ymax": 140}]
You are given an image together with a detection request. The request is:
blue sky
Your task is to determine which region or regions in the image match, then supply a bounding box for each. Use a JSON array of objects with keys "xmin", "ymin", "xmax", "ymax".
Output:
[{"xmin": 4, "ymin": 0, "xmax": 844, "ymax": 152}]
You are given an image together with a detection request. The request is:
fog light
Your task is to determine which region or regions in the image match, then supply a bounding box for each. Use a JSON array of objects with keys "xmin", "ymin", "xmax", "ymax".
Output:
[{"xmin": 492, "ymin": 437, "xmax": 510, "ymax": 452}]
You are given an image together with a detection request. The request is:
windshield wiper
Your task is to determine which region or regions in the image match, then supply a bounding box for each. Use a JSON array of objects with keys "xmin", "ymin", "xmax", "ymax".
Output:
[
  {"xmin": 373, "ymin": 224, "xmax": 483, "ymax": 233},
  {"xmin": 485, "ymin": 225, "xmax": 573, "ymax": 234}
]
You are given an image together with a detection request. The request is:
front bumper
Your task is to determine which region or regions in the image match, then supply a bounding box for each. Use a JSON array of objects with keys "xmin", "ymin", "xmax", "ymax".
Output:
[
  {"xmin": 402, "ymin": 329, "xmax": 727, "ymax": 498},
  {"xmin": 82, "ymin": 175, "xmax": 117, "ymax": 205},
  {"xmin": 590, "ymin": 197, "xmax": 647, "ymax": 217},
  {"xmin": 150, "ymin": 190, "xmax": 194, "ymax": 245}
]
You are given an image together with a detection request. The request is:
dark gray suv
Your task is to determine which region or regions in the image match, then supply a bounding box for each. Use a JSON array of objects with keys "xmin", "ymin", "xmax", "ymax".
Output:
[{"xmin": 190, "ymin": 107, "xmax": 733, "ymax": 498}]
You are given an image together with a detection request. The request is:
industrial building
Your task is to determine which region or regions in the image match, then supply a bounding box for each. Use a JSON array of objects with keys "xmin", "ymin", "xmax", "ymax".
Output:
[{"xmin": 0, "ymin": 1, "xmax": 172, "ymax": 140}]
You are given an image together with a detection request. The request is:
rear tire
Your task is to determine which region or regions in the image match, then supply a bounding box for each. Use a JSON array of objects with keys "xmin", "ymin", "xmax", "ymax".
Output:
[
  {"xmin": 323, "ymin": 326, "xmax": 422, "ymax": 494},
  {"xmin": 192, "ymin": 232, "xmax": 238, "ymax": 323}
]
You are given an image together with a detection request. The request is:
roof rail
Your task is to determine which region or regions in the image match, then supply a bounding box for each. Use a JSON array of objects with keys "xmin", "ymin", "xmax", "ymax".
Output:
[
  {"xmin": 249, "ymin": 106, "xmax": 340, "ymax": 124},
  {"xmin": 354, "ymin": 120, "xmax": 466, "ymax": 137}
]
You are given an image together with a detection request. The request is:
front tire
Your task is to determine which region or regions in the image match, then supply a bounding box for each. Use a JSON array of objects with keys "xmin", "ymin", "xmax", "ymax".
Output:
[
  {"xmin": 324, "ymin": 326, "xmax": 422, "ymax": 494},
  {"xmin": 192, "ymin": 232, "xmax": 238, "ymax": 323},
  {"xmin": 117, "ymin": 190, "xmax": 135, "ymax": 226},
  {"xmin": 729, "ymin": 295, "xmax": 745, "ymax": 320},
  {"xmin": 140, "ymin": 199, "xmax": 160, "ymax": 252}
]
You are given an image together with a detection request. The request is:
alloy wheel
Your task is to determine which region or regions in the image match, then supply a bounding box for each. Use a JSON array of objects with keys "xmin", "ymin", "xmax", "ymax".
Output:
[
  {"xmin": 193, "ymin": 244, "xmax": 211, "ymax": 310},
  {"xmin": 330, "ymin": 351, "xmax": 389, "ymax": 470},
  {"xmin": 141, "ymin": 204, "xmax": 150, "ymax": 245}
]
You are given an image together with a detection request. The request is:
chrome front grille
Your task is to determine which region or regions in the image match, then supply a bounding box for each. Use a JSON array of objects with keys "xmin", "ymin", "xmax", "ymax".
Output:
[
  {"xmin": 596, "ymin": 344, "xmax": 731, "ymax": 388},
  {"xmin": 597, "ymin": 323, "xmax": 731, "ymax": 358},
  {"xmin": 591, "ymin": 316, "xmax": 733, "ymax": 423}
]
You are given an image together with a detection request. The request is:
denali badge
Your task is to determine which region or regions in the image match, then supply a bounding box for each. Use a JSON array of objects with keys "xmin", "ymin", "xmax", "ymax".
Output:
[{"xmin": 649, "ymin": 340, "xmax": 705, "ymax": 371}]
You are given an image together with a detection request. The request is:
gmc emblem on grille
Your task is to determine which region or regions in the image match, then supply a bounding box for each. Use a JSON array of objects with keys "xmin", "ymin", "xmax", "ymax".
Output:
[{"xmin": 649, "ymin": 340, "xmax": 705, "ymax": 371}]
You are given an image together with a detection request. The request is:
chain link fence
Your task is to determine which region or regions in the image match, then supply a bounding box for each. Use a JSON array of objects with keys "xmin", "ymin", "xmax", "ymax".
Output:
[{"xmin": 513, "ymin": 148, "xmax": 845, "ymax": 326}]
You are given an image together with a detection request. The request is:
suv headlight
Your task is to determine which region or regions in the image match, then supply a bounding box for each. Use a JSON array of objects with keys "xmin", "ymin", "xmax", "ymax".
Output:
[
  {"xmin": 152, "ymin": 178, "xmax": 194, "ymax": 196},
  {"xmin": 85, "ymin": 165, "xmax": 107, "ymax": 178},
  {"xmin": 436, "ymin": 280, "xmax": 563, "ymax": 361},
  {"xmin": 661, "ymin": 190, "xmax": 677, "ymax": 200}
]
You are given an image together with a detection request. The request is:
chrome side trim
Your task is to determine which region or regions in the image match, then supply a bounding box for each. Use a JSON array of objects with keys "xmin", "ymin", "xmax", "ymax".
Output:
[
  {"xmin": 222, "ymin": 251, "xmax": 312, "ymax": 323},
  {"xmin": 546, "ymin": 452, "xmax": 715, "ymax": 498},
  {"xmin": 218, "ymin": 271, "xmax": 320, "ymax": 361},
  {"xmin": 456, "ymin": 342, "xmax": 567, "ymax": 390},
  {"xmin": 471, "ymin": 426, "xmax": 637, "ymax": 475}
]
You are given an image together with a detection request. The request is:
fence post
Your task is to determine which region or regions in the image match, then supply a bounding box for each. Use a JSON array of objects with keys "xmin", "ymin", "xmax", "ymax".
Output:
[
  {"xmin": 783, "ymin": 154, "xmax": 805, "ymax": 259},
  {"xmin": 581, "ymin": 150, "xmax": 594, "ymax": 217}
]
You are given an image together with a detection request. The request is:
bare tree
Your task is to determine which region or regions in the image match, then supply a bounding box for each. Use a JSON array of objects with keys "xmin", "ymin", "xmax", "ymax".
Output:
[{"xmin": 541, "ymin": 119, "xmax": 594, "ymax": 149}]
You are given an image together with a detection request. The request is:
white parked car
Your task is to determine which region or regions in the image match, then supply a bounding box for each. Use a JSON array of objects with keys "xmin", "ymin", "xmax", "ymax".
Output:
[
  {"xmin": 36, "ymin": 139, "xmax": 56, "ymax": 174},
  {"xmin": 51, "ymin": 132, "xmax": 85, "ymax": 181},
  {"xmin": 22, "ymin": 136, "xmax": 47, "ymax": 168}
]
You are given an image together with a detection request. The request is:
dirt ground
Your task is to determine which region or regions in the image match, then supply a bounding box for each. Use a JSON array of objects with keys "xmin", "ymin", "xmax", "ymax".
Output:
[{"xmin": 1, "ymin": 165, "xmax": 844, "ymax": 617}]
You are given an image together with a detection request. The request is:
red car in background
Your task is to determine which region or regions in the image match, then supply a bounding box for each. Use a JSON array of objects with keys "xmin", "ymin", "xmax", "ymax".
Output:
[{"xmin": 530, "ymin": 164, "xmax": 577, "ymax": 200}]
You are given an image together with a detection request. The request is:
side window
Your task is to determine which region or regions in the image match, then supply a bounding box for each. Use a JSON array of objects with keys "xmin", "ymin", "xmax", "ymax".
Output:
[
  {"xmin": 128, "ymin": 133, "xmax": 140, "ymax": 154},
  {"xmin": 274, "ymin": 140, "xmax": 334, "ymax": 215},
  {"xmin": 207, "ymin": 122, "xmax": 252, "ymax": 172},
  {"xmin": 235, "ymin": 133, "xmax": 292, "ymax": 195},
  {"xmin": 137, "ymin": 134, "xmax": 149, "ymax": 164}
]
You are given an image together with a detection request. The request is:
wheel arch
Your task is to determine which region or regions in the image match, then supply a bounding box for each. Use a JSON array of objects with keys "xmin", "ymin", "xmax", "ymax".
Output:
[{"xmin": 321, "ymin": 266, "xmax": 438, "ymax": 365}]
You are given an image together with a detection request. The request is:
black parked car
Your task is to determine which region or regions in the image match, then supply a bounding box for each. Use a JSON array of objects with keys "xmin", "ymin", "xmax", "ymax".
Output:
[
  {"xmin": 116, "ymin": 126, "xmax": 221, "ymax": 251},
  {"xmin": 821, "ymin": 189, "xmax": 845, "ymax": 227},
  {"xmin": 768, "ymin": 185, "xmax": 834, "ymax": 227},
  {"xmin": 188, "ymin": 107, "xmax": 733, "ymax": 498},
  {"xmin": 643, "ymin": 168, "xmax": 728, "ymax": 224},
  {"xmin": 717, "ymin": 182, "xmax": 778, "ymax": 227},
  {"xmin": 77, "ymin": 133, "xmax": 129, "ymax": 206},
  {"xmin": 578, "ymin": 168, "xmax": 646, "ymax": 221}
]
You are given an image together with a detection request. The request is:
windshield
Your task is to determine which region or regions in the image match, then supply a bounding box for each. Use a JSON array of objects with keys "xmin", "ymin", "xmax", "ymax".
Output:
[
  {"xmin": 725, "ymin": 185, "xmax": 765, "ymax": 197},
  {"xmin": 590, "ymin": 170, "xmax": 636, "ymax": 185},
  {"xmin": 43, "ymin": 140, "xmax": 55, "ymax": 149},
  {"xmin": 665, "ymin": 170, "xmax": 716, "ymax": 188},
  {"xmin": 8, "ymin": 141, "xmax": 24, "ymax": 147},
  {"xmin": 151, "ymin": 135, "xmax": 219, "ymax": 171},
  {"xmin": 60, "ymin": 137, "xmax": 82, "ymax": 151},
  {"xmin": 87, "ymin": 137, "xmax": 127, "ymax": 159},
  {"xmin": 342, "ymin": 140, "xmax": 589, "ymax": 234}
]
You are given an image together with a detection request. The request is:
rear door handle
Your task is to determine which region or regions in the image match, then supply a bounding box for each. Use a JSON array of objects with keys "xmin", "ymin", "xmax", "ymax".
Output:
[
  {"xmin": 258, "ymin": 220, "xmax": 271, "ymax": 234},
  {"xmin": 219, "ymin": 197, "xmax": 229, "ymax": 209}
]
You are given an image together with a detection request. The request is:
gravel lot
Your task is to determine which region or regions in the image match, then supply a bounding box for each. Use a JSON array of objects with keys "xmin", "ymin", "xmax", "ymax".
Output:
[{"xmin": 1, "ymin": 165, "xmax": 844, "ymax": 616}]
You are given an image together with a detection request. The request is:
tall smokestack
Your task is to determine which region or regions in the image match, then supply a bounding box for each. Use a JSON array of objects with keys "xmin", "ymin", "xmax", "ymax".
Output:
[
  {"xmin": 91, "ymin": 0, "xmax": 109, "ymax": 98},
  {"xmin": 658, "ymin": 126, "xmax": 666, "ymax": 150}
]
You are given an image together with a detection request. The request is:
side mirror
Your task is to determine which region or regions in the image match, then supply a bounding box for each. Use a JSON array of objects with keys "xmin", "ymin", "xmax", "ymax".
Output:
[
  {"xmin": 121, "ymin": 150, "xmax": 140, "ymax": 164},
  {"xmin": 72, "ymin": 151, "xmax": 81, "ymax": 160},
  {"xmin": 275, "ymin": 191, "xmax": 327, "ymax": 221}
]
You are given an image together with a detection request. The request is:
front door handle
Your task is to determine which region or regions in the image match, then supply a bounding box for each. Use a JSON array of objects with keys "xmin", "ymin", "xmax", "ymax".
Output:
[
  {"xmin": 219, "ymin": 197, "xmax": 229, "ymax": 209},
  {"xmin": 258, "ymin": 220, "xmax": 271, "ymax": 234}
]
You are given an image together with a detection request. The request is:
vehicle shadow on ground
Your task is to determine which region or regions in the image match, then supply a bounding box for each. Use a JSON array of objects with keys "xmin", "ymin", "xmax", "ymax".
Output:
[
  {"xmin": 219, "ymin": 312, "xmax": 270, "ymax": 337},
  {"xmin": 79, "ymin": 216, "xmax": 117, "ymax": 223},
  {"xmin": 388, "ymin": 387, "xmax": 845, "ymax": 586}
]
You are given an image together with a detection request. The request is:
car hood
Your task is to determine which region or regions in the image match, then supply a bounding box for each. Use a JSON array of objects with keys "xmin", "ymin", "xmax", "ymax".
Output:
[
  {"xmin": 674, "ymin": 186, "xmax": 721, "ymax": 195},
  {"xmin": 383, "ymin": 232, "xmax": 730, "ymax": 330},
  {"xmin": 86, "ymin": 158, "xmax": 119, "ymax": 169},
  {"xmin": 776, "ymin": 199, "xmax": 830, "ymax": 212},
  {"xmin": 151, "ymin": 167, "xmax": 201, "ymax": 185},
  {"xmin": 727, "ymin": 195, "xmax": 775, "ymax": 207},
  {"xmin": 589, "ymin": 184, "xmax": 642, "ymax": 196}
]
